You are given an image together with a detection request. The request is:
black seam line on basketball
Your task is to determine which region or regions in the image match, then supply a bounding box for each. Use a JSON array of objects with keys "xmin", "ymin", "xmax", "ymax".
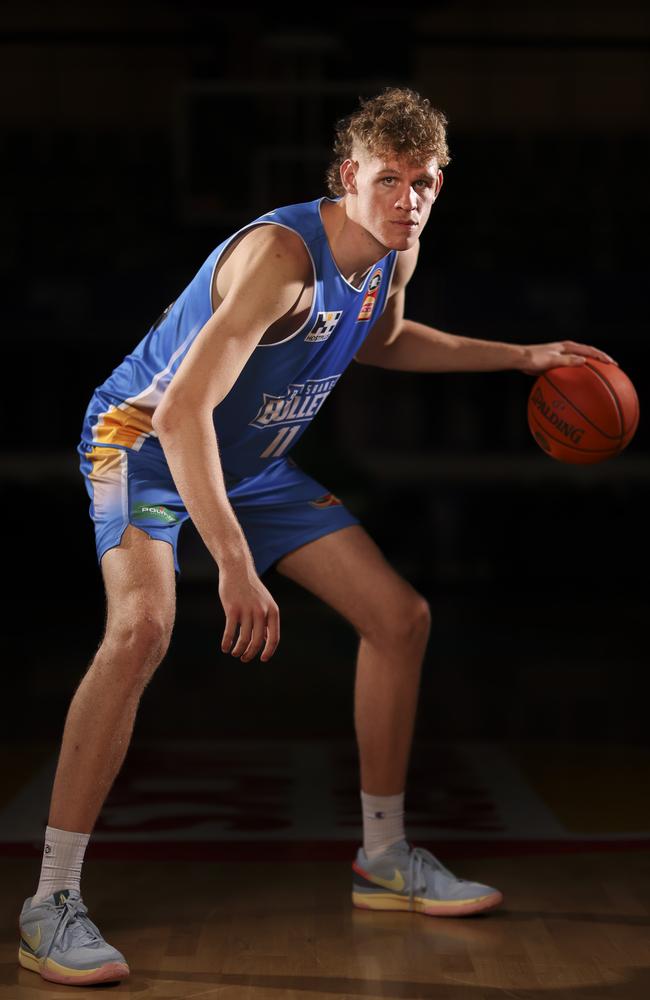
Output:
[
  {"xmin": 529, "ymin": 411, "xmax": 619, "ymax": 452},
  {"xmin": 584, "ymin": 360, "xmax": 636, "ymax": 437},
  {"xmin": 529, "ymin": 412, "xmax": 619, "ymax": 452},
  {"xmin": 542, "ymin": 372, "xmax": 621, "ymax": 440}
]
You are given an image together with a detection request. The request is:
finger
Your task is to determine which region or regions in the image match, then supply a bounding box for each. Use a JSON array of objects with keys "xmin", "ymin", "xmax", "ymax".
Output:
[
  {"xmin": 241, "ymin": 612, "xmax": 266, "ymax": 663},
  {"xmin": 587, "ymin": 350, "xmax": 618, "ymax": 365},
  {"xmin": 261, "ymin": 607, "xmax": 280, "ymax": 662},
  {"xmin": 230, "ymin": 616, "xmax": 253, "ymax": 657},
  {"xmin": 565, "ymin": 343, "xmax": 618, "ymax": 365},
  {"xmin": 222, "ymin": 610, "xmax": 240, "ymax": 653},
  {"xmin": 557, "ymin": 354, "xmax": 587, "ymax": 367}
]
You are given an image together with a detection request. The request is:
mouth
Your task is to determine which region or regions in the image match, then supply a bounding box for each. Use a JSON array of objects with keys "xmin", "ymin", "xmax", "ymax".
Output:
[{"xmin": 391, "ymin": 221, "xmax": 418, "ymax": 228}]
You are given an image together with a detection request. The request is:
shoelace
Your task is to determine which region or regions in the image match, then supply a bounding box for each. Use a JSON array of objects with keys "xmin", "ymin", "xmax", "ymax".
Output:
[
  {"xmin": 407, "ymin": 846, "xmax": 465, "ymax": 911},
  {"xmin": 44, "ymin": 896, "xmax": 103, "ymax": 961}
]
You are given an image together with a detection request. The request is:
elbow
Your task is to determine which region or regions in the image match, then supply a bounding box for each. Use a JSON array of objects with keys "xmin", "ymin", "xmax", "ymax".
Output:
[
  {"xmin": 353, "ymin": 347, "xmax": 389, "ymax": 369},
  {"xmin": 353, "ymin": 346, "xmax": 379, "ymax": 366},
  {"xmin": 152, "ymin": 399, "xmax": 179, "ymax": 437},
  {"xmin": 152, "ymin": 395, "xmax": 215, "ymax": 437}
]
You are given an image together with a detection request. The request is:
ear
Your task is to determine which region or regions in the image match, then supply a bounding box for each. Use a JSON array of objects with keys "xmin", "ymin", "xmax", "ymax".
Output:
[
  {"xmin": 433, "ymin": 169, "xmax": 444, "ymax": 200},
  {"xmin": 340, "ymin": 158, "xmax": 359, "ymax": 195}
]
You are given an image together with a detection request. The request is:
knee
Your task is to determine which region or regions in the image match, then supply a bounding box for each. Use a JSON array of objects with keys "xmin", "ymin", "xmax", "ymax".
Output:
[
  {"xmin": 361, "ymin": 591, "xmax": 432, "ymax": 648},
  {"xmin": 100, "ymin": 610, "xmax": 174, "ymax": 687}
]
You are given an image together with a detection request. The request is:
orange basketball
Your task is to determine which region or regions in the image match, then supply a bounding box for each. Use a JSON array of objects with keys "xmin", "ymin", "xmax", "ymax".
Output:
[{"xmin": 527, "ymin": 359, "xmax": 640, "ymax": 464}]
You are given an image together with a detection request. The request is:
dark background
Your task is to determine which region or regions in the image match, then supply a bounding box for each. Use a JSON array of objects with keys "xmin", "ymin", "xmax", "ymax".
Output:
[{"xmin": 2, "ymin": 2, "xmax": 648, "ymax": 746}]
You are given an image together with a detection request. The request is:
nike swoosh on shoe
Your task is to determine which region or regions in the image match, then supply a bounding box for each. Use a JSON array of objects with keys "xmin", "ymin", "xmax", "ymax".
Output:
[
  {"xmin": 22, "ymin": 924, "xmax": 41, "ymax": 951},
  {"xmin": 366, "ymin": 869, "xmax": 405, "ymax": 891}
]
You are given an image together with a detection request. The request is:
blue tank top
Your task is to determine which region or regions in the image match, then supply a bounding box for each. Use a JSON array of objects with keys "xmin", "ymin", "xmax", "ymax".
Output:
[{"xmin": 80, "ymin": 196, "xmax": 398, "ymax": 479}]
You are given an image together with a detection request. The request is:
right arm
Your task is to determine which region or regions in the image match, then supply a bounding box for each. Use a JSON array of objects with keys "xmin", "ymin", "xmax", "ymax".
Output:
[{"xmin": 151, "ymin": 224, "xmax": 311, "ymax": 663}]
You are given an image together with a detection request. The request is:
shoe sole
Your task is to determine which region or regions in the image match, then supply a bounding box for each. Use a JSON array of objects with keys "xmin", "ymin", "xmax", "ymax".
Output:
[
  {"xmin": 352, "ymin": 888, "xmax": 504, "ymax": 916},
  {"xmin": 18, "ymin": 945, "xmax": 130, "ymax": 985}
]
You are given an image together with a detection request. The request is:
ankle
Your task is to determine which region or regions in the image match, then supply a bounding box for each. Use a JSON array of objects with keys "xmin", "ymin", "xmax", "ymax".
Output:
[
  {"xmin": 32, "ymin": 826, "xmax": 90, "ymax": 905},
  {"xmin": 360, "ymin": 790, "xmax": 405, "ymax": 860}
]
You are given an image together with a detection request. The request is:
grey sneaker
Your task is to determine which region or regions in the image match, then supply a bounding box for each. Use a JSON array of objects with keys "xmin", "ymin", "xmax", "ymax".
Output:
[
  {"xmin": 18, "ymin": 888, "xmax": 130, "ymax": 985},
  {"xmin": 352, "ymin": 839, "xmax": 503, "ymax": 916}
]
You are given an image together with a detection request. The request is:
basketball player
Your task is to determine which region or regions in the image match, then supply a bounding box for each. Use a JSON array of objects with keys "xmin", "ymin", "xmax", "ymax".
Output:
[{"xmin": 18, "ymin": 87, "xmax": 614, "ymax": 985}]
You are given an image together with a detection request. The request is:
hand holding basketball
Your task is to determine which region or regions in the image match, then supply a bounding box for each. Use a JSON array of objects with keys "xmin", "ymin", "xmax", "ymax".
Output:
[
  {"xmin": 527, "ymin": 357, "xmax": 639, "ymax": 464},
  {"xmin": 520, "ymin": 340, "xmax": 616, "ymax": 376}
]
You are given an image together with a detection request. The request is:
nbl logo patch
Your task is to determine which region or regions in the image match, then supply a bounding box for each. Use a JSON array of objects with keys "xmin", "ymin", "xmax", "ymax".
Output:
[
  {"xmin": 357, "ymin": 269, "xmax": 383, "ymax": 322},
  {"xmin": 309, "ymin": 493, "xmax": 343, "ymax": 509},
  {"xmin": 305, "ymin": 311, "xmax": 343, "ymax": 342}
]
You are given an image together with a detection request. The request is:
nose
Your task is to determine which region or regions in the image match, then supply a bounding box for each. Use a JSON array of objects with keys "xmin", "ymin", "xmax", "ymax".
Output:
[{"xmin": 395, "ymin": 184, "xmax": 418, "ymax": 211}]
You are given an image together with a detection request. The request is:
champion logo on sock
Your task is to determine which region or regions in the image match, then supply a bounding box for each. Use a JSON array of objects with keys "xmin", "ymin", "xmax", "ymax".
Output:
[
  {"xmin": 44, "ymin": 844, "xmax": 52, "ymax": 854},
  {"xmin": 374, "ymin": 811, "xmax": 385, "ymax": 819}
]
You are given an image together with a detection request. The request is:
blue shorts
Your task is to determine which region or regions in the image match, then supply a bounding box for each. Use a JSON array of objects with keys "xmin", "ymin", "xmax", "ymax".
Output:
[{"xmin": 78, "ymin": 439, "xmax": 360, "ymax": 576}]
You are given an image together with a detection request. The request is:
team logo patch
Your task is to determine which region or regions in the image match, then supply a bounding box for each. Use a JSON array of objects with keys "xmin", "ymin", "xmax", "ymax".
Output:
[
  {"xmin": 357, "ymin": 268, "xmax": 383, "ymax": 322},
  {"xmin": 251, "ymin": 375, "xmax": 342, "ymax": 460},
  {"xmin": 308, "ymin": 493, "xmax": 343, "ymax": 509},
  {"xmin": 250, "ymin": 375, "xmax": 341, "ymax": 429},
  {"xmin": 305, "ymin": 310, "xmax": 343, "ymax": 342}
]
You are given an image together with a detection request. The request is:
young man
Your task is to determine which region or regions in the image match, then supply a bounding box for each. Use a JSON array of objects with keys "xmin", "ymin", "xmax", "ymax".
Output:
[{"xmin": 19, "ymin": 87, "xmax": 614, "ymax": 985}]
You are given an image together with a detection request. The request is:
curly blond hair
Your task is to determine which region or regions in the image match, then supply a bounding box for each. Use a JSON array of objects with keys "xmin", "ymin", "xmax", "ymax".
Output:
[{"xmin": 326, "ymin": 86, "xmax": 450, "ymax": 198}]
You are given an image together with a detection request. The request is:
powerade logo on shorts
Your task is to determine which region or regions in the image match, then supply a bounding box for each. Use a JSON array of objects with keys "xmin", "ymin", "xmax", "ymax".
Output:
[{"xmin": 131, "ymin": 502, "xmax": 179, "ymax": 524}]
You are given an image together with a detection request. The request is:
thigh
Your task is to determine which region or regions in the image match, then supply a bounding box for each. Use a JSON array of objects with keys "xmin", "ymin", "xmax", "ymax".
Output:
[
  {"xmin": 80, "ymin": 442, "xmax": 190, "ymax": 575},
  {"xmin": 79, "ymin": 444, "xmax": 179, "ymax": 634},
  {"xmin": 275, "ymin": 523, "xmax": 427, "ymax": 639},
  {"xmin": 228, "ymin": 457, "xmax": 361, "ymax": 577},
  {"xmin": 101, "ymin": 523, "xmax": 177, "ymax": 637}
]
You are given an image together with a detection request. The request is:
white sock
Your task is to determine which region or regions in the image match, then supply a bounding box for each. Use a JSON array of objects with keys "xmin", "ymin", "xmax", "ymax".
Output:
[
  {"xmin": 32, "ymin": 826, "xmax": 90, "ymax": 905},
  {"xmin": 360, "ymin": 790, "xmax": 406, "ymax": 860}
]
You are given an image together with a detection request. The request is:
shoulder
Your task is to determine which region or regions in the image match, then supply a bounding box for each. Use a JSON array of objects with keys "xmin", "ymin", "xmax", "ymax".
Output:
[
  {"xmin": 236, "ymin": 222, "xmax": 312, "ymax": 275},
  {"xmin": 389, "ymin": 242, "xmax": 420, "ymax": 295},
  {"xmin": 219, "ymin": 221, "xmax": 313, "ymax": 299}
]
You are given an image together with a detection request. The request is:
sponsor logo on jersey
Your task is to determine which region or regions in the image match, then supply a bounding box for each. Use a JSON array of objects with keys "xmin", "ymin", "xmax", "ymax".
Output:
[
  {"xmin": 530, "ymin": 385, "xmax": 585, "ymax": 444},
  {"xmin": 357, "ymin": 268, "xmax": 383, "ymax": 322},
  {"xmin": 250, "ymin": 375, "xmax": 341, "ymax": 429},
  {"xmin": 131, "ymin": 503, "xmax": 180, "ymax": 524},
  {"xmin": 308, "ymin": 492, "xmax": 343, "ymax": 509},
  {"xmin": 305, "ymin": 310, "xmax": 343, "ymax": 342}
]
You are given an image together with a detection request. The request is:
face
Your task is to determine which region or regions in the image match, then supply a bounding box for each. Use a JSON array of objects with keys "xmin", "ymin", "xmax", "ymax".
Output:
[{"xmin": 340, "ymin": 144, "xmax": 444, "ymax": 251}]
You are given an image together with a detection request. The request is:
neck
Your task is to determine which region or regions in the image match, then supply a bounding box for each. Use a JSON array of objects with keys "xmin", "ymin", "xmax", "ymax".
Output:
[{"xmin": 320, "ymin": 198, "xmax": 388, "ymax": 287}]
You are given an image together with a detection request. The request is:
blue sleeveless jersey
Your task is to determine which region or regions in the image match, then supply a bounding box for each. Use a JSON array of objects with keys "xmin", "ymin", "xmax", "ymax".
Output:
[{"xmin": 79, "ymin": 196, "xmax": 398, "ymax": 480}]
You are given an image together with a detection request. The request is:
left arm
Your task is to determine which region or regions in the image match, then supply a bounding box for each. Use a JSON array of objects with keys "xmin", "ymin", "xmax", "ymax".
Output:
[{"xmin": 355, "ymin": 250, "xmax": 615, "ymax": 374}]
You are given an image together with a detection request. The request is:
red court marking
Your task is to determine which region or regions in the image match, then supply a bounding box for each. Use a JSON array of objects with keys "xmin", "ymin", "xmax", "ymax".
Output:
[{"xmin": 2, "ymin": 839, "xmax": 650, "ymax": 861}]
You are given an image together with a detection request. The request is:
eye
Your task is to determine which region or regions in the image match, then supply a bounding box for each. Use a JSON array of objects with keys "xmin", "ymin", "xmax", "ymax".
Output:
[{"xmin": 380, "ymin": 176, "xmax": 397, "ymax": 185}]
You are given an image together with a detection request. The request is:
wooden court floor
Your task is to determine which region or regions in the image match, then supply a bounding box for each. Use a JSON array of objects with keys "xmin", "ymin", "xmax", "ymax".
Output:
[{"xmin": 2, "ymin": 850, "xmax": 650, "ymax": 999}]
